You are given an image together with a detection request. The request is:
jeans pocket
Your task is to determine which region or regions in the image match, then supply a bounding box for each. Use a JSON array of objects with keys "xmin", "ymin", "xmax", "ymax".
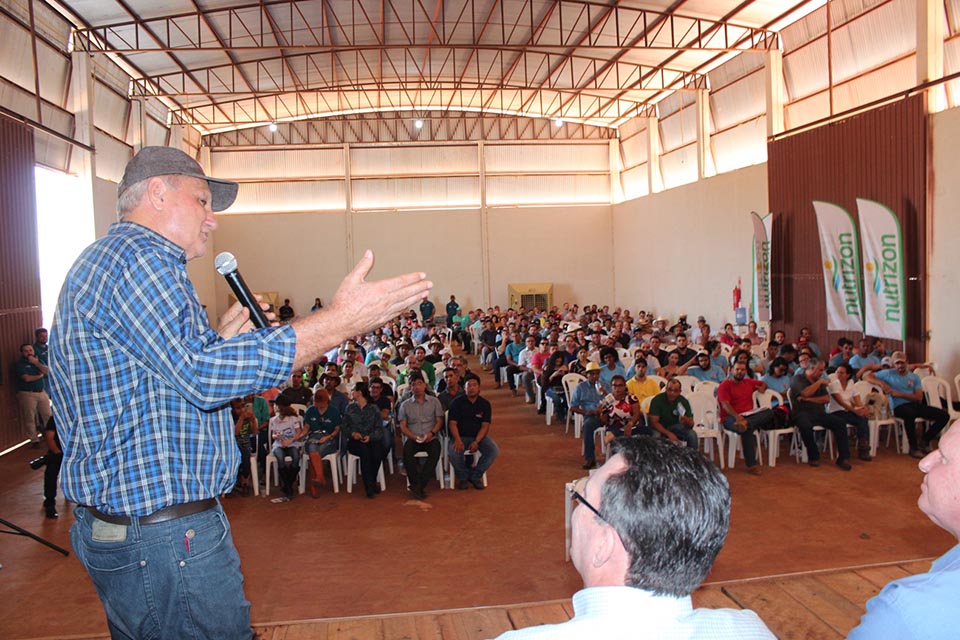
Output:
[
  {"xmin": 172, "ymin": 509, "xmax": 230, "ymax": 563},
  {"xmin": 72, "ymin": 523, "xmax": 162, "ymax": 640}
]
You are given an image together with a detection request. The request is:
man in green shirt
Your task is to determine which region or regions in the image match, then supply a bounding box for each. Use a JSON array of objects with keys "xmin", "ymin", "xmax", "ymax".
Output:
[{"xmin": 647, "ymin": 378, "xmax": 698, "ymax": 449}]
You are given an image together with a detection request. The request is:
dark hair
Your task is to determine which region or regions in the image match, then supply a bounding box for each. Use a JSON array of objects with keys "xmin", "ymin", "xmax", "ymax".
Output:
[
  {"xmin": 407, "ymin": 371, "xmax": 426, "ymax": 384},
  {"xmin": 705, "ymin": 340, "xmax": 719, "ymax": 353},
  {"xmin": 352, "ymin": 381, "xmax": 372, "ymax": 402},
  {"xmin": 599, "ymin": 346, "xmax": 618, "ymax": 362},
  {"xmin": 779, "ymin": 344, "xmax": 797, "ymax": 356},
  {"xmin": 767, "ymin": 357, "xmax": 787, "ymax": 375},
  {"xmin": 602, "ymin": 437, "xmax": 730, "ymax": 597},
  {"xmin": 611, "ymin": 374, "xmax": 626, "ymax": 385},
  {"xmin": 835, "ymin": 363, "xmax": 855, "ymax": 377},
  {"xmin": 462, "ymin": 372, "xmax": 481, "ymax": 386}
]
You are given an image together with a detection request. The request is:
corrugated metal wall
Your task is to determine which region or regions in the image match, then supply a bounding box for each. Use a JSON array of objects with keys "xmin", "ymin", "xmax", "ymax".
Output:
[
  {"xmin": 767, "ymin": 95, "xmax": 927, "ymax": 358},
  {"xmin": 0, "ymin": 115, "xmax": 42, "ymax": 450}
]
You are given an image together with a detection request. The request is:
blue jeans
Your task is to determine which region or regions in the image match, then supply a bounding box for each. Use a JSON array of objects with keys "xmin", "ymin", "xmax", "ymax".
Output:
[
  {"xmin": 582, "ymin": 415, "xmax": 601, "ymax": 461},
  {"xmin": 448, "ymin": 436, "xmax": 499, "ymax": 482},
  {"xmin": 71, "ymin": 503, "xmax": 252, "ymax": 640},
  {"xmin": 665, "ymin": 424, "xmax": 699, "ymax": 449}
]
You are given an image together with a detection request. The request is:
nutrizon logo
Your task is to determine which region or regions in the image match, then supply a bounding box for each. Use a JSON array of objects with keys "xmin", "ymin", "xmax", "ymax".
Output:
[
  {"xmin": 813, "ymin": 201, "xmax": 864, "ymax": 332},
  {"xmin": 857, "ymin": 199, "xmax": 905, "ymax": 341}
]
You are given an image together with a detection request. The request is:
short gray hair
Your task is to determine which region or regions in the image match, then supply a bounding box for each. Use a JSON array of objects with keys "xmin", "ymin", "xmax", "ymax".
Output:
[{"xmin": 117, "ymin": 175, "xmax": 180, "ymax": 218}]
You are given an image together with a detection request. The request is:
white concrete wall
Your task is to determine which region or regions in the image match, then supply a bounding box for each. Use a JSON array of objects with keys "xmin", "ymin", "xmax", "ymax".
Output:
[
  {"xmin": 611, "ymin": 163, "xmax": 769, "ymax": 327},
  {"xmin": 928, "ymin": 106, "xmax": 960, "ymax": 379}
]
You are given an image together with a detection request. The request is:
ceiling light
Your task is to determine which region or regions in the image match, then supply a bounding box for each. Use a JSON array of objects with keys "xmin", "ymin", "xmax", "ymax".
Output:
[
  {"xmin": 553, "ymin": 118, "xmax": 563, "ymax": 128},
  {"xmin": 414, "ymin": 119, "xmax": 424, "ymax": 129},
  {"xmin": 268, "ymin": 122, "xmax": 278, "ymax": 132}
]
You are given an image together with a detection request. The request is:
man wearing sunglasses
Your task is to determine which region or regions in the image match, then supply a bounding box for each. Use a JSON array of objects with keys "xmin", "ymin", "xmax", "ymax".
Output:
[{"xmin": 495, "ymin": 437, "xmax": 774, "ymax": 639}]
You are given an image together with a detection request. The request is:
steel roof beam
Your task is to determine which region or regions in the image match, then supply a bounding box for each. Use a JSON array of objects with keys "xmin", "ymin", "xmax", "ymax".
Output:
[{"xmin": 73, "ymin": 0, "xmax": 777, "ymax": 53}]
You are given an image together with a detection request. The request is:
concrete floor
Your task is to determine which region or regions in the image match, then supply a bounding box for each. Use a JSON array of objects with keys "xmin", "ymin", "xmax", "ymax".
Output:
[{"xmin": 0, "ymin": 360, "xmax": 953, "ymax": 640}]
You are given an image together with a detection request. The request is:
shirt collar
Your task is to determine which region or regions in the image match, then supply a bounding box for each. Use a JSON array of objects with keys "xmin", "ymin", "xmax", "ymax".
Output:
[
  {"xmin": 572, "ymin": 586, "xmax": 693, "ymax": 621},
  {"xmin": 110, "ymin": 221, "xmax": 188, "ymax": 265}
]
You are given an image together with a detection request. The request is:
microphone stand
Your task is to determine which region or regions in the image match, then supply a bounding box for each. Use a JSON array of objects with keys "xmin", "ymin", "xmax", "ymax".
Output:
[{"xmin": 0, "ymin": 517, "xmax": 70, "ymax": 556}]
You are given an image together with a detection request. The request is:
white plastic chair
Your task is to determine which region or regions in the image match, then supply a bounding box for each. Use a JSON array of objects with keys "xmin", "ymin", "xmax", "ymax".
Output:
[
  {"xmin": 616, "ymin": 348, "xmax": 632, "ymax": 369},
  {"xmin": 922, "ymin": 376, "xmax": 960, "ymax": 424},
  {"xmin": 345, "ymin": 454, "xmax": 387, "ymax": 494},
  {"xmin": 694, "ymin": 380, "xmax": 719, "ymax": 396},
  {"xmin": 688, "ymin": 391, "xmax": 724, "ymax": 468},
  {"xmin": 647, "ymin": 375, "xmax": 668, "ymax": 391},
  {"xmin": 853, "ymin": 380, "xmax": 896, "ymax": 457},
  {"xmin": 675, "ymin": 375, "xmax": 699, "ymax": 396},
  {"xmin": 753, "ymin": 389, "xmax": 796, "ymax": 467},
  {"xmin": 562, "ymin": 373, "xmax": 586, "ymax": 437}
]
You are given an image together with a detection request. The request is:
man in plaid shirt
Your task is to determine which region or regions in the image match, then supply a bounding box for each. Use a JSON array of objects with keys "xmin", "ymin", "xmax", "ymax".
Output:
[{"xmin": 50, "ymin": 146, "xmax": 432, "ymax": 639}]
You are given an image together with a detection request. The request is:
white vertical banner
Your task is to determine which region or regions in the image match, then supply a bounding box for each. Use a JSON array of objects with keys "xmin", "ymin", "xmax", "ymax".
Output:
[
  {"xmin": 750, "ymin": 211, "xmax": 773, "ymax": 322},
  {"xmin": 812, "ymin": 201, "xmax": 864, "ymax": 332},
  {"xmin": 857, "ymin": 198, "xmax": 905, "ymax": 341}
]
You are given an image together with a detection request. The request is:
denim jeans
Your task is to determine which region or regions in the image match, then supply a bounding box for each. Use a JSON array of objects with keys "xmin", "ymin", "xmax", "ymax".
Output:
[
  {"xmin": 448, "ymin": 436, "xmax": 499, "ymax": 482},
  {"xmin": 581, "ymin": 416, "xmax": 601, "ymax": 461},
  {"xmin": 722, "ymin": 409, "xmax": 774, "ymax": 467},
  {"xmin": 71, "ymin": 503, "xmax": 252, "ymax": 640},
  {"xmin": 666, "ymin": 424, "xmax": 699, "ymax": 449}
]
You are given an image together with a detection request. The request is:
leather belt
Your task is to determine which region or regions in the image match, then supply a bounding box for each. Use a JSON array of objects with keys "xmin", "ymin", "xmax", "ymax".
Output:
[{"xmin": 83, "ymin": 498, "xmax": 217, "ymax": 526}]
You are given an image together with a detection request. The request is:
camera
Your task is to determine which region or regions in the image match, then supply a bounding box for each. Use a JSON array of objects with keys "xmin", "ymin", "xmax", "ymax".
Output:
[{"xmin": 29, "ymin": 455, "xmax": 48, "ymax": 471}]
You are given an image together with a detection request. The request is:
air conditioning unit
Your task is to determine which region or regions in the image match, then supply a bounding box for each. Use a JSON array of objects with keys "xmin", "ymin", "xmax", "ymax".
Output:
[{"xmin": 508, "ymin": 283, "xmax": 553, "ymax": 311}]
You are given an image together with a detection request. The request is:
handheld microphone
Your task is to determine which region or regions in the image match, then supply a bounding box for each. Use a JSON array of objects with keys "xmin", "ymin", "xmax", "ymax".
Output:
[{"xmin": 214, "ymin": 252, "xmax": 270, "ymax": 329}]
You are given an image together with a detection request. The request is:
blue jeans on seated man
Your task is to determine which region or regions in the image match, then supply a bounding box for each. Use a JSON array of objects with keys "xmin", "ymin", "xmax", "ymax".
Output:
[
  {"xmin": 582, "ymin": 415, "xmax": 601, "ymax": 462},
  {"xmin": 721, "ymin": 409, "xmax": 775, "ymax": 467},
  {"xmin": 71, "ymin": 503, "xmax": 252, "ymax": 640},
  {"xmin": 448, "ymin": 436, "xmax": 499, "ymax": 482},
  {"xmin": 663, "ymin": 423, "xmax": 699, "ymax": 449}
]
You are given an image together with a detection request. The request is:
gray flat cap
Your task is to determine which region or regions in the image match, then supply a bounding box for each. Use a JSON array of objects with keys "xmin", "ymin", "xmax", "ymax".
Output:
[{"xmin": 118, "ymin": 146, "xmax": 239, "ymax": 212}]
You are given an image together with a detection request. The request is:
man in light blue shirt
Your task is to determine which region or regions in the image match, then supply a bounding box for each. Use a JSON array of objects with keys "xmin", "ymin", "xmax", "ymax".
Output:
[
  {"xmin": 865, "ymin": 351, "xmax": 948, "ymax": 458},
  {"xmin": 848, "ymin": 424, "xmax": 960, "ymax": 640},
  {"xmin": 685, "ymin": 351, "xmax": 726, "ymax": 384},
  {"xmin": 493, "ymin": 437, "xmax": 775, "ymax": 640},
  {"xmin": 849, "ymin": 337, "xmax": 881, "ymax": 371},
  {"xmin": 571, "ymin": 363, "xmax": 604, "ymax": 469}
]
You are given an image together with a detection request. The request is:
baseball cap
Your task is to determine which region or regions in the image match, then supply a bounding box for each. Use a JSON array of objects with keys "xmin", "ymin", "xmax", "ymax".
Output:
[
  {"xmin": 891, "ymin": 351, "xmax": 907, "ymax": 364},
  {"xmin": 880, "ymin": 356, "xmax": 893, "ymax": 368},
  {"xmin": 118, "ymin": 146, "xmax": 239, "ymax": 212}
]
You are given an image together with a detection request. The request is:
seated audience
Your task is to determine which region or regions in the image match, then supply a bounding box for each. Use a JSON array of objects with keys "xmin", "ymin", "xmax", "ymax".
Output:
[
  {"xmin": 864, "ymin": 351, "xmax": 949, "ymax": 458},
  {"xmin": 718, "ymin": 362, "xmax": 774, "ymax": 476},
  {"xmin": 343, "ymin": 381, "xmax": 389, "ymax": 499},
  {"xmin": 302, "ymin": 389, "xmax": 341, "ymax": 497},
  {"xmin": 542, "ymin": 350, "xmax": 570, "ymax": 419},
  {"xmin": 599, "ymin": 375, "xmax": 642, "ymax": 441},
  {"xmin": 269, "ymin": 396, "xmax": 306, "ymax": 498},
  {"xmin": 789, "ymin": 359, "xmax": 853, "ymax": 470},
  {"xmin": 760, "ymin": 357, "xmax": 791, "ymax": 396},
  {"xmin": 598, "ymin": 347, "xmax": 627, "ymax": 393},
  {"xmin": 398, "ymin": 372, "xmax": 444, "ymax": 500},
  {"xmin": 683, "ymin": 351, "xmax": 725, "ymax": 385},
  {"xmin": 448, "ymin": 374, "xmax": 499, "ymax": 490},
  {"xmin": 826, "ymin": 363, "xmax": 873, "ymax": 462},
  {"xmin": 646, "ymin": 378, "xmax": 698, "ymax": 449},
  {"xmin": 657, "ymin": 351, "xmax": 683, "ymax": 381},
  {"xmin": 571, "ymin": 363, "xmax": 605, "ymax": 469}
]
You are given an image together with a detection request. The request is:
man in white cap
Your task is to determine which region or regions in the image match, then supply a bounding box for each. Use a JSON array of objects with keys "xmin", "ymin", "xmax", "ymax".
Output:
[
  {"xmin": 849, "ymin": 424, "xmax": 960, "ymax": 639},
  {"xmin": 49, "ymin": 146, "xmax": 432, "ymax": 639}
]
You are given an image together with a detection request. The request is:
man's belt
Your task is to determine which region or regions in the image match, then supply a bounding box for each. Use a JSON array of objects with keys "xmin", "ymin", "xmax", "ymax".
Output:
[{"xmin": 83, "ymin": 498, "xmax": 217, "ymax": 526}]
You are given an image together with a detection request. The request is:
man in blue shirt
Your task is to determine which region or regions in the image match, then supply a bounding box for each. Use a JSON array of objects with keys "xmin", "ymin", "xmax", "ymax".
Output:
[
  {"xmin": 849, "ymin": 336, "xmax": 880, "ymax": 370},
  {"xmin": 49, "ymin": 146, "xmax": 432, "ymax": 640},
  {"xmin": 865, "ymin": 351, "xmax": 948, "ymax": 458},
  {"xmin": 571, "ymin": 362, "xmax": 604, "ymax": 469},
  {"xmin": 684, "ymin": 351, "xmax": 726, "ymax": 384},
  {"xmin": 848, "ymin": 424, "xmax": 960, "ymax": 640}
]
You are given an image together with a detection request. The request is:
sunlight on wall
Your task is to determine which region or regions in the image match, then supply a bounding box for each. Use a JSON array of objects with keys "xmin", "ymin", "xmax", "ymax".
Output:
[{"xmin": 35, "ymin": 167, "xmax": 95, "ymax": 328}]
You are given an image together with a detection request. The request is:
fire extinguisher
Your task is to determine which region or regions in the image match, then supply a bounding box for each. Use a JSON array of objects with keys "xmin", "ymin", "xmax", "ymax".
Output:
[{"xmin": 732, "ymin": 278, "xmax": 741, "ymax": 311}]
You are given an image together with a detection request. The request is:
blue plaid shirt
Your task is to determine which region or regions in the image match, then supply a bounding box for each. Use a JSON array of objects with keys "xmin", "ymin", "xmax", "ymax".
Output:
[{"xmin": 49, "ymin": 222, "xmax": 296, "ymax": 516}]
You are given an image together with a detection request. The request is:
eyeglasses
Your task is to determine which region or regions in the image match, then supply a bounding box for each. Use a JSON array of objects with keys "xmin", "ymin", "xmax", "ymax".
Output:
[{"xmin": 568, "ymin": 477, "xmax": 605, "ymax": 522}]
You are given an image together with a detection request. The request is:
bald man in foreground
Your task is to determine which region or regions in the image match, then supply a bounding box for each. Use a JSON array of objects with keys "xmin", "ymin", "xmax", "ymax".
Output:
[
  {"xmin": 848, "ymin": 424, "xmax": 960, "ymax": 639},
  {"xmin": 494, "ymin": 437, "xmax": 774, "ymax": 639}
]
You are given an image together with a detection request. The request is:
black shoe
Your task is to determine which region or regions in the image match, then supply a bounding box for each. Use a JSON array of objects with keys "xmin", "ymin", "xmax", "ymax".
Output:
[
  {"xmin": 410, "ymin": 486, "xmax": 426, "ymax": 500},
  {"xmin": 365, "ymin": 487, "xmax": 376, "ymax": 498},
  {"xmin": 45, "ymin": 507, "xmax": 58, "ymax": 519},
  {"xmin": 457, "ymin": 480, "xmax": 470, "ymax": 490},
  {"xmin": 373, "ymin": 484, "xmax": 382, "ymax": 494},
  {"xmin": 582, "ymin": 460, "xmax": 596, "ymax": 470},
  {"xmin": 537, "ymin": 408, "xmax": 546, "ymax": 415},
  {"xmin": 808, "ymin": 459, "xmax": 820, "ymax": 468},
  {"xmin": 836, "ymin": 459, "xmax": 852, "ymax": 471},
  {"xmin": 470, "ymin": 477, "xmax": 485, "ymax": 490}
]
